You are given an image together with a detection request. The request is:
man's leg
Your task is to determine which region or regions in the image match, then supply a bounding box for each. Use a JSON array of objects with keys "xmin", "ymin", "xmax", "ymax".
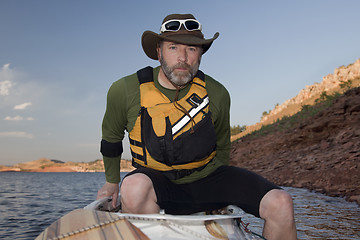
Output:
[
  {"xmin": 177, "ymin": 166, "xmax": 297, "ymax": 239},
  {"xmin": 259, "ymin": 189, "xmax": 297, "ymax": 240},
  {"xmin": 120, "ymin": 173, "xmax": 160, "ymax": 213}
]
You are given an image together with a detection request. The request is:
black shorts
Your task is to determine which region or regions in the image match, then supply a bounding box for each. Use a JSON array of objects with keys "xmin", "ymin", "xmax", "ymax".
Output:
[{"xmin": 123, "ymin": 165, "xmax": 280, "ymax": 218}]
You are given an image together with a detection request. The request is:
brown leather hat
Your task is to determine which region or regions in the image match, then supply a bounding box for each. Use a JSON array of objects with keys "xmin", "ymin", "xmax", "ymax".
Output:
[{"xmin": 142, "ymin": 14, "xmax": 219, "ymax": 60}]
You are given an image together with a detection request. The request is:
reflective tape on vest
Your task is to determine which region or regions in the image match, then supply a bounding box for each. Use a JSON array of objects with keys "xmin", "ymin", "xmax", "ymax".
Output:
[{"xmin": 172, "ymin": 96, "xmax": 209, "ymax": 135}]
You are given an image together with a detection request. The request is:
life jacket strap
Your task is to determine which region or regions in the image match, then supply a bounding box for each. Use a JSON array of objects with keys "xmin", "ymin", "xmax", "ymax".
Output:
[
  {"xmin": 131, "ymin": 159, "xmax": 213, "ymax": 180},
  {"xmin": 137, "ymin": 66, "xmax": 154, "ymax": 84}
]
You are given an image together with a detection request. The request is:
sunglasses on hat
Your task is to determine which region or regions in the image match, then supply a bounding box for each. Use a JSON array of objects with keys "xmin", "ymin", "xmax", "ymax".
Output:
[{"xmin": 160, "ymin": 19, "xmax": 202, "ymax": 33}]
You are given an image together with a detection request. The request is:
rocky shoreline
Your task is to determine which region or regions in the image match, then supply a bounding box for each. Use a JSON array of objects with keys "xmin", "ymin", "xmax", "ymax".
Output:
[{"xmin": 230, "ymin": 87, "xmax": 360, "ymax": 205}]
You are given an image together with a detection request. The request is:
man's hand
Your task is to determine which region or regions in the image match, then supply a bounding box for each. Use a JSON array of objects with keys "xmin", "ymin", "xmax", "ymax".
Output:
[{"xmin": 97, "ymin": 182, "xmax": 119, "ymax": 209}]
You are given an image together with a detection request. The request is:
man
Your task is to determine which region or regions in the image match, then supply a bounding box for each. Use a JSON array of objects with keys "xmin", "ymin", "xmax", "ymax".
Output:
[{"xmin": 97, "ymin": 14, "xmax": 297, "ymax": 239}]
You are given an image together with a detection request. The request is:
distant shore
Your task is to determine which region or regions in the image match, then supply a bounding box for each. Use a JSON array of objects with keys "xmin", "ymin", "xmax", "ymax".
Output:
[{"xmin": 0, "ymin": 158, "xmax": 135, "ymax": 173}]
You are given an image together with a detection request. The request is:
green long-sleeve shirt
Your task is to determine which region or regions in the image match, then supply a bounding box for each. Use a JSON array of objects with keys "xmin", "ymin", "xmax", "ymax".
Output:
[{"xmin": 102, "ymin": 66, "xmax": 231, "ymax": 184}]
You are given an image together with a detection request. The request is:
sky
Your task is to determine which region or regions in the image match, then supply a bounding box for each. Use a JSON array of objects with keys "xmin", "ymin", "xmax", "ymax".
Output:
[{"xmin": 1, "ymin": 0, "xmax": 359, "ymax": 165}]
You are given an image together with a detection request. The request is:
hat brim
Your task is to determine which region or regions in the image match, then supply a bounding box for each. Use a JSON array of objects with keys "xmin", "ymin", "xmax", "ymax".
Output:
[{"xmin": 142, "ymin": 31, "xmax": 219, "ymax": 60}]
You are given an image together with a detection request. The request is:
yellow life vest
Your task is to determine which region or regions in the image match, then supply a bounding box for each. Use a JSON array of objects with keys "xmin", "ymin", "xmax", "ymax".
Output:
[{"xmin": 129, "ymin": 67, "xmax": 217, "ymax": 179}]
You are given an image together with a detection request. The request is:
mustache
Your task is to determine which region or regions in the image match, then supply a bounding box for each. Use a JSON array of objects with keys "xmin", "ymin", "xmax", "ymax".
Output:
[{"xmin": 172, "ymin": 62, "xmax": 191, "ymax": 70}]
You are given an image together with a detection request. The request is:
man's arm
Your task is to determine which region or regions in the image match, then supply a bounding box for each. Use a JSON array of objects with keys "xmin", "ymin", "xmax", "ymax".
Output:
[
  {"xmin": 97, "ymin": 79, "xmax": 129, "ymax": 207},
  {"xmin": 207, "ymin": 75, "xmax": 231, "ymax": 165}
]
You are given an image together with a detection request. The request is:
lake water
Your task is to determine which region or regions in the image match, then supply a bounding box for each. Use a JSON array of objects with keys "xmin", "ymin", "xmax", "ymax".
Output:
[{"xmin": 0, "ymin": 172, "xmax": 359, "ymax": 239}]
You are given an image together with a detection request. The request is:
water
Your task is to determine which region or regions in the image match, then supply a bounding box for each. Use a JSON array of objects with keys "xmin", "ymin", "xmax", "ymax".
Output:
[
  {"xmin": 0, "ymin": 172, "xmax": 359, "ymax": 239},
  {"xmin": 0, "ymin": 172, "xmax": 106, "ymax": 240},
  {"xmin": 241, "ymin": 187, "xmax": 360, "ymax": 239}
]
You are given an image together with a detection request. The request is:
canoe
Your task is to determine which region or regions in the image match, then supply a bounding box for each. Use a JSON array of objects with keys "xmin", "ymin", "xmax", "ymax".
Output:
[{"xmin": 36, "ymin": 195, "xmax": 264, "ymax": 240}]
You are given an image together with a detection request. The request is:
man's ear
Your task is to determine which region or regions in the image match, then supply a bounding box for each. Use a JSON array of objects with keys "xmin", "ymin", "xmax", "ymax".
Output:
[
  {"xmin": 156, "ymin": 41, "xmax": 163, "ymax": 61},
  {"xmin": 156, "ymin": 46, "xmax": 161, "ymax": 61}
]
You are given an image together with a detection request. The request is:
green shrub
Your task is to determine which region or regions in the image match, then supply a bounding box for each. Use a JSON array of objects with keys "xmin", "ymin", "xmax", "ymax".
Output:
[
  {"xmin": 230, "ymin": 125, "xmax": 246, "ymax": 136},
  {"xmin": 340, "ymin": 79, "xmax": 353, "ymax": 91}
]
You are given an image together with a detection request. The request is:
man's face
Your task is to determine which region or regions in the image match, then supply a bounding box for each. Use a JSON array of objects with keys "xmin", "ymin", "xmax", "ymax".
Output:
[{"xmin": 158, "ymin": 41, "xmax": 202, "ymax": 87}]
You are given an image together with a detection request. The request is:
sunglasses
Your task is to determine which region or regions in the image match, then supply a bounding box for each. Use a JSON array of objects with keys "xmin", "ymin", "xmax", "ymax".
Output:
[{"xmin": 160, "ymin": 19, "xmax": 202, "ymax": 33}]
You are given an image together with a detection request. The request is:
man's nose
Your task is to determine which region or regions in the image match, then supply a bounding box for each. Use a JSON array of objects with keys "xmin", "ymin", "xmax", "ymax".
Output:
[{"xmin": 178, "ymin": 48, "xmax": 187, "ymax": 62}]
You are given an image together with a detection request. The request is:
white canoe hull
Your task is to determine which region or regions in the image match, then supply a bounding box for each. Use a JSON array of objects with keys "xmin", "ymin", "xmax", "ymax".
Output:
[{"xmin": 36, "ymin": 196, "xmax": 263, "ymax": 240}]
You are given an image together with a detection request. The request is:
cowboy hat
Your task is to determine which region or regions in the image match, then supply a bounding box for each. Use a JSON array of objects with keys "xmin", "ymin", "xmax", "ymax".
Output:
[{"xmin": 142, "ymin": 14, "xmax": 219, "ymax": 60}]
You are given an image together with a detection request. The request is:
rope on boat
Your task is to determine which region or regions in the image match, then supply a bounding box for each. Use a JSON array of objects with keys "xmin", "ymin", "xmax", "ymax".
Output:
[
  {"xmin": 50, "ymin": 214, "xmax": 219, "ymax": 240},
  {"xmin": 49, "ymin": 215, "xmax": 127, "ymax": 240},
  {"xmin": 51, "ymin": 217, "xmax": 124, "ymax": 240},
  {"xmin": 125, "ymin": 215, "xmax": 219, "ymax": 240},
  {"xmin": 236, "ymin": 218, "xmax": 267, "ymax": 240}
]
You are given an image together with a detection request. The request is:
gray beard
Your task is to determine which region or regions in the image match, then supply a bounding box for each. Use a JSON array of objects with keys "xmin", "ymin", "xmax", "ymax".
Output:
[{"xmin": 159, "ymin": 56, "xmax": 200, "ymax": 87}]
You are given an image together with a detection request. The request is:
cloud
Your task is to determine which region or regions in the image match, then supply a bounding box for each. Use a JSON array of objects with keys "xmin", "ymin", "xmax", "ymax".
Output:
[
  {"xmin": 0, "ymin": 131, "xmax": 33, "ymax": 138},
  {"xmin": 14, "ymin": 102, "xmax": 32, "ymax": 110},
  {"xmin": 0, "ymin": 64, "xmax": 39, "ymax": 111},
  {"xmin": 5, "ymin": 116, "xmax": 23, "ymax": 121},
  {"xmin": 0, "ymin": 64, "xmax": 14, "ymax": 96},
  {"xmin": 0, "ymin": 80, "xmax": 12, "ymax": 96},
  {"xmin": 4, "ymin": 116, "xmax": 34, "ymax": 121}
]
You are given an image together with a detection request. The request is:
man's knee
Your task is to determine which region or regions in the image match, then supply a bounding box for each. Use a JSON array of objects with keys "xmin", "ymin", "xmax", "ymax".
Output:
[
  {"xmin": 121, "ymin": 173, "xmax": 153, "ymax": 196},
  {"xmin": 260, "ymin": 189, "xmax": 297, "ymax": 239},
  {"xmin": 120, "ymin": 173, "xmax": 155, "ymax": 211},
  {"xmin": 259, "ymin": 189, "xmax": 294, "ymax": 220}
]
